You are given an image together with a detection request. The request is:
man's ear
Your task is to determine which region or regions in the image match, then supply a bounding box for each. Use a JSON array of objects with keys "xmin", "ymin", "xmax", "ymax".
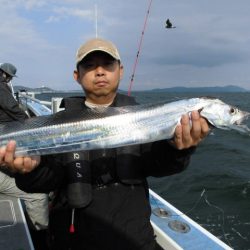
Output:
[{"xmin": 73, "ymin": 70, "xmax": 80, "ymax": 83}]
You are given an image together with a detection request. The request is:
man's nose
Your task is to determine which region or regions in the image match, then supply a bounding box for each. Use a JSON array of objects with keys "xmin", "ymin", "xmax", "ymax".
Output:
[{"xmin": 95, "ymin": 65, "xmax": 105, "ymax": 76}]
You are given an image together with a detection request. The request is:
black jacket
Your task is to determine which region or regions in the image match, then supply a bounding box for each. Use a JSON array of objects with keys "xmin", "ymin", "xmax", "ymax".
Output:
[
  {"xmin": 15, "ymin": 93, "xmax": 195, "ymax": 250},
  {"xmin": 0, "ymin": 82, "xmax": 28, "ymax": 177},
  {"xmin": 0, "ymin": 82, "xmax": 27, "ymax": 123}
]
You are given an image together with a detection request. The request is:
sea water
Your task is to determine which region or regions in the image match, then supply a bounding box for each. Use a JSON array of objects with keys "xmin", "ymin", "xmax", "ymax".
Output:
[{"xmin": 38, "ymin": 91, "xmax": 250, "ymax": 250}]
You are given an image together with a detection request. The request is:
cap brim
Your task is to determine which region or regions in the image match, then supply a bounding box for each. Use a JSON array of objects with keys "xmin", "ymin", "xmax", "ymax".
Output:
[{"xmin": 77, "ymin": 49, "xmax": 120, "ymax": 65}]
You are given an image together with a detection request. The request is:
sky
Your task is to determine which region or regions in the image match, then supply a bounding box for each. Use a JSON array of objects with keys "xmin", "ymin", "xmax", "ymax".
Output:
[{"xmin": 1, "ymin": 0, "xmax": 250, "ymax": 91}]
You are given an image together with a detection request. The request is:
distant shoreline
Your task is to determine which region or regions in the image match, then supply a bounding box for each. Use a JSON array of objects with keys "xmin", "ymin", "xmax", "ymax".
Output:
[{"xmin": 14, "ymin": 84, "xmax": 250, "ymax": 93}]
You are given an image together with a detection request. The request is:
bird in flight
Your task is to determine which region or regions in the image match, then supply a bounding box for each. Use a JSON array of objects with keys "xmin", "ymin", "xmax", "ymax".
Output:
[{"xmin": 165, "ymin": 19, "xmax": 176, "ymax": 29}]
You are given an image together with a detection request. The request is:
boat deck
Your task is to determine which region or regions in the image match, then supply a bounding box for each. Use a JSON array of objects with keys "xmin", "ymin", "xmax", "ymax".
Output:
[{"xmin": 0, "ymin": 194, "xmax": 34, "ymax": 250}]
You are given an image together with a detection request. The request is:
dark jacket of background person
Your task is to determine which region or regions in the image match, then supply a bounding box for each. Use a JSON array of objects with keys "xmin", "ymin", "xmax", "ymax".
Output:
[
  {"xmin": 0, "ymin": 80, "xmax": 27, "ymax": 123},
  {"xmin": 15, "ymin": 93, "xmax": 195, "ymax": 250}
]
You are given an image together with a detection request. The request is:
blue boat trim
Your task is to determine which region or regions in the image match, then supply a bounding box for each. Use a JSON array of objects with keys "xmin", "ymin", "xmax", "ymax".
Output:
[
  {"xmin": 149, "ymin": 189, "xmax": 233, "ymax": 250},
  {"xmin": 19, "ymin": 93, "xmax": 51, "ymax": 116}
]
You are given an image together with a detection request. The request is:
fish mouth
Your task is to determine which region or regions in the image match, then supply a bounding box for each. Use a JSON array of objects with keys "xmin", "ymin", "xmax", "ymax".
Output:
[
  {"xmin": 235, "ymin": 111, "xmax": 250, "ymax": 125},
  {"xmin": 235, "ymin": 120, "xmax": 243, "ymax": 125}
]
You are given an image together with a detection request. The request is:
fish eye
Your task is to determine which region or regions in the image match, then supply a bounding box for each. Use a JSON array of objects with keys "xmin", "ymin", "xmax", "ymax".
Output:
[{"xmin": 229, "ymin": 108, "xmax": 237, "ymax": 115}]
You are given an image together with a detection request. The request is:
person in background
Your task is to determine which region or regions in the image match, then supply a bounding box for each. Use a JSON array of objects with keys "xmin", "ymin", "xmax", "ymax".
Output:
[
  {"xmin": 0, "ymin": 63, "xmax": 27, "ymax": 122},
  {"xmin": 0, "ymin": 40, "xmax": 210, "ymax": 250},
  {"xmin": 0, "ymin": 62, "xmax": 49, "ymax": 250}
]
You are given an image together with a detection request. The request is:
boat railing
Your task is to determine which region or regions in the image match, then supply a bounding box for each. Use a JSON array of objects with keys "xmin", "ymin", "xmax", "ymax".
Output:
[{"xmin": 18, "ymin": 91, "xmax": 52, "ymax": 107}]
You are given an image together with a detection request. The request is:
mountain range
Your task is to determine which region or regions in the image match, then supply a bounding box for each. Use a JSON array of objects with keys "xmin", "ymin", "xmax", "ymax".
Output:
[
  {"xmin": 13, "ymin": 84, "xmax": 249, "ymax": 93},
  {"xmin": 141, "ymin": 85, "xmax": 248, "ymax": 93}
]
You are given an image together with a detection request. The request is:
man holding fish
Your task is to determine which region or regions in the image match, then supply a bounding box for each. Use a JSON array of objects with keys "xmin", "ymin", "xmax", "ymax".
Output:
[{"xmin": 0, "ymin": 38, "xmax": 210, "ymax": 250}]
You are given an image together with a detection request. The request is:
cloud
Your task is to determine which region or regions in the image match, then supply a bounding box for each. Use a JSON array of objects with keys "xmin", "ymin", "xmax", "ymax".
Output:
[
  {"xmin": 0, "ymin": 0, "xmax": 46, "ymax": 10},
  {"xmin": 1, "ymin": 0, "xmax": 250, "ymax": 91},
  {"xmin": 21, "ymin": 0, "xmax": 46, "ymax": 9},
  {"xmin": 46, "ymin": 7, "xmax": 93, "ymax": 23},
  {"xmin": 150, "ymin": 45, "xmax": 248, "ymax": 68}
]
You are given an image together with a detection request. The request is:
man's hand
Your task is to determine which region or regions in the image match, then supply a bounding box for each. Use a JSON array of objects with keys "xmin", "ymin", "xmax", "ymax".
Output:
[
  {"xmin": 172, "ymin": 111, "xmax": 210, "ymax": 150},
  {"xmin": 0, "ymin": 140, "xmax": 40, "ymax": 173}
]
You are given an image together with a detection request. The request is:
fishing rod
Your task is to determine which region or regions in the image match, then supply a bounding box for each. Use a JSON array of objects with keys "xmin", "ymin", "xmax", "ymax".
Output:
[{"xmin": 128, "ymin": 0, "xmax": 153, "ymax": 96}]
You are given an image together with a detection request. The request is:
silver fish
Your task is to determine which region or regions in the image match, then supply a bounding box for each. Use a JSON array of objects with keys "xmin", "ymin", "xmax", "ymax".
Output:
[{"xmin": 0, "ymin": 97, "xmax": 249, "ymax": 156}]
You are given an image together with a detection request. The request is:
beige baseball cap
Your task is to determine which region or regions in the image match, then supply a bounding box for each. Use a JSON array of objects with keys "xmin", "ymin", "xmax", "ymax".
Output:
[{"xmin": 76, "ymin": 38, "xmax": 121, "ymax": 65}]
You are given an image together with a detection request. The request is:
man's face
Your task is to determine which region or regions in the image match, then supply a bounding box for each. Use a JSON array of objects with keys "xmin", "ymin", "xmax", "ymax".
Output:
[
  {"xmin": 0, "ymin": 70, "xmax": 13, "ymax": 83},
  {"xmin": 74, "ymin": 51, "xmax": 123, "ymax": 103}
]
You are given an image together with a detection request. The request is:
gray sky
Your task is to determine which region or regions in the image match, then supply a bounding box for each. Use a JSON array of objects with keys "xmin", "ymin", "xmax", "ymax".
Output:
[{"xmin": 1, "ymin": 0, "xmax": 250, "ymax": 91}]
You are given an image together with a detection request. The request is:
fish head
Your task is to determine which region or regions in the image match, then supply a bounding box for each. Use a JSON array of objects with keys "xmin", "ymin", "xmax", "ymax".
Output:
[{"xmin": 200, "ymin": 99, "xmax": 250, "ymax": 133}]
